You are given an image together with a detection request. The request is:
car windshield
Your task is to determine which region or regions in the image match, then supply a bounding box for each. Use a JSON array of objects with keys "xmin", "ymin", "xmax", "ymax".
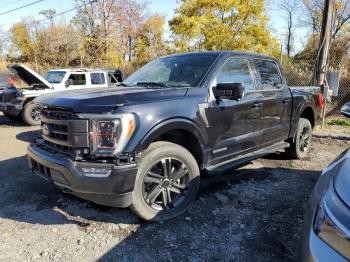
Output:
[
  {"xmin": 44, "ymin": 71, "xmax": 66, "ymax": 84},
  {"xmin": 123, "ymin": 53, "xmax": 219, "ymax": 88}
]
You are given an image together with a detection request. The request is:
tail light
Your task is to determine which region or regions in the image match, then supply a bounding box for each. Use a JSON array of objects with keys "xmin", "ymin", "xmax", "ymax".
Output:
[{"xmin": 318, "ymin": 93, "xmax": 324, "ymax": 110}]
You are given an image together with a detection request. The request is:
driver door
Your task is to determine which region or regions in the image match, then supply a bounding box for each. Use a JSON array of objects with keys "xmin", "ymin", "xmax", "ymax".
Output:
[{"xmin": 205, "ymin": 57, "xmax": 264, "ymax": 164}]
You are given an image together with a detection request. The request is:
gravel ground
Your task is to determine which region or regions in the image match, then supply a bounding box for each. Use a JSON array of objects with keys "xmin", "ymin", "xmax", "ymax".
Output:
[{"xmin": 0, "ymin": 112, "xmax": 349, "ymax": 262}]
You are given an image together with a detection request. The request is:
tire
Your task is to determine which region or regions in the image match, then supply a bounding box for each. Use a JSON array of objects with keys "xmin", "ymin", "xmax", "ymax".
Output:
[
  {"xmin": 22, "ymin": 102, "xmax": 41, "ymax": 126},
  {"xmin": 131, "ymin": 141, "xmax": 200, "ymax": 221},
  {"xmin": 284, "ymin": 118, "xmax": 312, "ymax": 159},
  {"xmin": 3, "ymin": 112, "xmax": 21, "ymax": 121}
]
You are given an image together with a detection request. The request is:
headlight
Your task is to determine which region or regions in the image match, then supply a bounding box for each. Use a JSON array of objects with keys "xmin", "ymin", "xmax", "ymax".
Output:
[
  {"xmin": 78, "ymin": 113, "xmax": 135, "ymax": 156},
  {"xmin": 313, "ymin": 182, "xmax": 350, "ymax": 259}
]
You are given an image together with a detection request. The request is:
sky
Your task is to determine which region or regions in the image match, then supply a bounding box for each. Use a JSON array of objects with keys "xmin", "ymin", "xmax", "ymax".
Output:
[{"xmin": 0, "ymin": 0, "xmax": 309, "ymax": 54}]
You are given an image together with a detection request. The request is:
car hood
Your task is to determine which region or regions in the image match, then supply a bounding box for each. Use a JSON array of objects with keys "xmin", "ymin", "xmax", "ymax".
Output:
[
  {"xmin": 333, "ymin": 148, "xmax": 350, "ymax": 208},
  {"xmin": 7, "ymin": 64, "xmax": 52, "ymax": 89},
  {"xmin": 34, "ymin": 86, "xmax": 188, "ymax": 113}
]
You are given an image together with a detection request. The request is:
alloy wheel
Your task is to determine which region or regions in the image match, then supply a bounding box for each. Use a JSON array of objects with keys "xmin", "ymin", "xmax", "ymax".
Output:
[
  {"xmin": 299, "ymin": 126, "xmax": 311, "ymax": 153},
  {"xmin": 142, "ymin": 158, "xmax": 190, "ymax": 211}
]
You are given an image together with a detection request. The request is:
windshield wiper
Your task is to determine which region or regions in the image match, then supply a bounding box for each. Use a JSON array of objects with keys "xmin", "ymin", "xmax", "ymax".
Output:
[{"xmin": 136, "ymin": 81, "xmax": 169, "ymax": 88}]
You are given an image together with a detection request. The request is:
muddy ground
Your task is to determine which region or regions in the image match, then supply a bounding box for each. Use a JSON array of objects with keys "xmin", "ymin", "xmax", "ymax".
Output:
[{"xmin": 0, "ymin": 112, "xmax": 349, "ymax": 262}]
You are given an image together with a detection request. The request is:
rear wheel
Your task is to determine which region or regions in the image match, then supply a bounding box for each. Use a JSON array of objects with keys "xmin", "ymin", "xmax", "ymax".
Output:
[
  {"xmin": 285, "ymin": 118, "xmax": 312, "ymax": 159},
  {"xmin": 22, "ymin": 102, "xmax": 41, "ymax": 126},
  {"xmin": 131, "ymin": 142, "xmax": 200, "ymax": 221}
]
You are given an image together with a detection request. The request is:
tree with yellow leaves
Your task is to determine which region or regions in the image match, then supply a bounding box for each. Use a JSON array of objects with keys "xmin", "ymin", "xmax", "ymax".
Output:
[{"xmin": 169, "ymin": 0, "xmax": 280, "ymax": 57}]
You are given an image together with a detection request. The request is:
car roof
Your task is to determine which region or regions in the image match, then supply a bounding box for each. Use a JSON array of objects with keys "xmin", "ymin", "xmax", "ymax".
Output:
[
  {"xmin": 162, "ymin": 51, "xmax": 276, "ymax": 61},
  {"xmin": 48, "ymin": 68, "xmax": 115, "ymax": 73}
]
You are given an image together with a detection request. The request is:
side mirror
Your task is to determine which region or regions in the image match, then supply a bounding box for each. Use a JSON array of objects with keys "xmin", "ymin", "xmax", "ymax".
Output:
[
  {"xmin": 341, "ymin": 102, "xmax": 350, "ymax": 118},
  {"xmin": 214, "ymin": 83, "xmax": 245, "ymax": 100},
  {"xmin": 65, "ymin": 79, "xmax": 73, "ymax": 88}
]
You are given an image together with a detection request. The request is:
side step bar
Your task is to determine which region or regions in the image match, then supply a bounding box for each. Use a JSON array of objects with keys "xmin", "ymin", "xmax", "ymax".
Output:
[{"xmin": 206, "ymin": 141, "xmax": 290, "ymax": 174}]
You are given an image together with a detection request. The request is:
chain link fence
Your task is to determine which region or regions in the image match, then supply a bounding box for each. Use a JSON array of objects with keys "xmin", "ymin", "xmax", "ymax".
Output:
[{"xmin": 282, "ymin": 58, "xmax": 350, "ymax": 122}]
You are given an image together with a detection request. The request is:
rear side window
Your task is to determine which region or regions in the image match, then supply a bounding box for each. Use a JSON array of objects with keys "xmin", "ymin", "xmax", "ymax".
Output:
[
  {"xmin": 91, "ymin": 73, "xmax": 105, "ymax": 85},
  {"xmin": 67, "ymin": 74, "xmax": 86, "ymax": 85},
  {"xmin": 216, "ymin": 58, "xmax": 255, "ymax": 92},
  {"xmin": 254, "ymin": 59, "xmax": 283, "ymax": 89}
]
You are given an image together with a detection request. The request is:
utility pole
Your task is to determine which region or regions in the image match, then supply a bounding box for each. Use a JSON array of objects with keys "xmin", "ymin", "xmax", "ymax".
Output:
[
  {"xmin": 313, "ymin": 0, "xmax": 334, "ymax": 127},
  {"xmin": 313, "ymin": 0, "xmax": 334, "ymax": 86}
]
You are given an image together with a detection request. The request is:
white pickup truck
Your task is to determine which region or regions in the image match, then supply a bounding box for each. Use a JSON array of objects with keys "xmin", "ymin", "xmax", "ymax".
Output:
[{"xmin": 0, "ymin": 64, "xmax": 123, "ymax": 125}]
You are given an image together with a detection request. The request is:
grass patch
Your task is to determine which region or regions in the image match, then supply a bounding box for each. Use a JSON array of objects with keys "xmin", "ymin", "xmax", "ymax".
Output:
[{"xmin": 327, "ymin": 119, "xmax": 350, "ymax": 127}]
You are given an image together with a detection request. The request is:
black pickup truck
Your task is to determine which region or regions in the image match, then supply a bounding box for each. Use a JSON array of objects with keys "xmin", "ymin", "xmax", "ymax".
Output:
[{"xmin": 27, "ymin": 51, "xmax": 322, "ymax": 221}]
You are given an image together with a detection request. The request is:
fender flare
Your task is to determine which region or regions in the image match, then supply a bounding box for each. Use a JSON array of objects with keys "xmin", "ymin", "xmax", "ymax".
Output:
[{"xmin": 136, "ymin": 118, "xmax": 208, "ymax": 152}]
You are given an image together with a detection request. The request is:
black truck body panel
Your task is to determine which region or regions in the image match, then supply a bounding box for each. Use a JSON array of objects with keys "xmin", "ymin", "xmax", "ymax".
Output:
[{"xmin": 28, "ymin": 51, "xmax": 322, "ymax": 207}]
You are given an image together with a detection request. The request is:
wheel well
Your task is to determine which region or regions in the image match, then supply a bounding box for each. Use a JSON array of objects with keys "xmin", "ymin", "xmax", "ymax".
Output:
[
  {"xmin": 23, "ymin": 97, "xmax": 35, "ymax": 106},
  {"xmin": 153, "ymin": 129, "xmax": 203, "ymax": 169},
  {"xmin": 300, "ymin": 107, "xmax": 315, "ymax": 127}
]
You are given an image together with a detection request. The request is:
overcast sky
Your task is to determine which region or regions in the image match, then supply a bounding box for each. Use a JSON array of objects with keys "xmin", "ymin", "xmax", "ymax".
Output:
[{"xmin": 0, "ymin": 0, "xmax": 309, "ymax": 54}]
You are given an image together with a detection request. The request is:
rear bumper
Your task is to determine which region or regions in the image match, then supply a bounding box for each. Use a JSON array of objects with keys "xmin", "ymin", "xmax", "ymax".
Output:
[
  {"xmin": 27, "ymin": 143, "xmax": 138, "ymax": 208},
  {"xmin": 0, "ymin": 101, "xmax": 23, "ymax": 116}
]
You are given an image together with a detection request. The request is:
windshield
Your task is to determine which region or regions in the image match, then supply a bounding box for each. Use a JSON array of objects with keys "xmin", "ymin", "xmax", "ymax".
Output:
[
  {"xmin": 44, "ymin": 71, "xmax": 66, "ymax": 84},
  {"xmin": 123, "ymin": 53, "xmax": 219, "ymax": 88}
]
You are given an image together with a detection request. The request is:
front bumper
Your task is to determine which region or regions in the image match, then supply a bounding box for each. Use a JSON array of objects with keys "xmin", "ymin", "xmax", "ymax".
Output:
[
  {"xmin": 27, "ymin": 143, "xmax": 138, "ymax": 208},
  {"xmin": 302, "ymin": 205, "xmax": 348, "ymax": 262},
  {"xmin": 302, "ymin": 171, "xmax": 349, "ymax": 262},
  {"xmin": 0, "ymin": 101, "xmax": 23, "ymax": 116}
]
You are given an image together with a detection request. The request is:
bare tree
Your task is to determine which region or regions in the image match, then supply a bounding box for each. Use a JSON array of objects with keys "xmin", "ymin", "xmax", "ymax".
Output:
[
  {"xmin": 280, "ymin": 0, "xmax": 299, "ymax": 57},
  {"xmin": 302, "ymin": 0, "xmax": 350, "ymax": 38},
  {"xmin": 39, "ymin": 9, "xmax": 57, "ymax": 27}
]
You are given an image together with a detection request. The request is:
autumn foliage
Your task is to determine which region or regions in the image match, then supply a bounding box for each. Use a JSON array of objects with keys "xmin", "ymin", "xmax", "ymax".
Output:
[{"xmin": 3, "ymin": 0, "xmax": 281, "ymax": 74}]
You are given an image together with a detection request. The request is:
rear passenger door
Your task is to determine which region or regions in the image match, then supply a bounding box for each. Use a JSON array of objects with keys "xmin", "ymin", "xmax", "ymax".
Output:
[
  {"xmin": 90, "ymin": 72, "xmax": 106, "ymax": 88},
  {"xmin": 253, "ymin": 59, "xmax": 292, "ymax": 144}
]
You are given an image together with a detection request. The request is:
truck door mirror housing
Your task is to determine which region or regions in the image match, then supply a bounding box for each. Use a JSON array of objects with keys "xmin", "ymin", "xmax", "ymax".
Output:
[
  {"xmin": 214, "ymin": 83, "xmax": 245, "ymax": 100},
  {"xmin": 65, "ymin": 79, "xmax": 73, "ymax": 88}
]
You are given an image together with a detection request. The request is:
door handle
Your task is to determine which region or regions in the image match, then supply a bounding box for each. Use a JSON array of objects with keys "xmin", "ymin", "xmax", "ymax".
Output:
[
  {"xmin": 252, "ymin": 102, "xmax": 263, "ymax": 109},
  {"xmin": 283, "ymin": 98, "xmax": 291, "ymax": 104}
]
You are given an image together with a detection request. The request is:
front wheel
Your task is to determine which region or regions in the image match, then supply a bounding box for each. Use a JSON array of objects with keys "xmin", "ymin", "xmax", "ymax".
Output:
[
  {"xmin": 131, "ymin": 142, "xmax": 200, "ymax": 221},
  {"xmin": 285, "ymin": 118, "xmax": 312, "ymax": 159},
  {"xmin": 22, "ymin": 102, "xmax": 41, "ymax": 126}
]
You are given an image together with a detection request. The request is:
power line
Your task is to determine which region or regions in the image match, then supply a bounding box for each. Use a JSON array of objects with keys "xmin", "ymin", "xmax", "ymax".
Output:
[
  {"xmin": 0, "ymin": 0, "xmax": 28, "ymax": 10},
  {"xmin": 0, "ymin": 0, "xmax": 44, "ymax": 16}
]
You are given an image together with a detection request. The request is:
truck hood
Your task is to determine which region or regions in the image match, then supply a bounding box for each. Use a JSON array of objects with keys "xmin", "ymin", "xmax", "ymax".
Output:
[
  {"xmin": 7, "ymin": 64, "xmax": 53, "ymax": 89},
  {"xmin": 334, "ymin": 149, "xmax": 350, "ymax": 208},
  {"xmin": 34, "ymin": 86, "xmax": 188, "ymax": 113}
]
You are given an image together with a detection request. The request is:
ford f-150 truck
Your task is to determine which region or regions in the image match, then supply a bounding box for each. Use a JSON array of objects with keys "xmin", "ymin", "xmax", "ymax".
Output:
[
  {"xmin": 0, "ymin": 65, "xmax": 123, "ymax": 125},
  {"xmin": 27, "ymin": 51, "xmax": 322, "ymax": 221}
]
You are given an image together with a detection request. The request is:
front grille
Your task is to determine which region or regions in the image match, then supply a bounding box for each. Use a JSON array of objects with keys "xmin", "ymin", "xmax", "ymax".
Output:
[
  {"xmin": 39, "ymin": 108, "xmax": 89, "ymax": 156},
  {"xmin": 2, "ymin": 91, "xmax": 16, "ymax": 103}
]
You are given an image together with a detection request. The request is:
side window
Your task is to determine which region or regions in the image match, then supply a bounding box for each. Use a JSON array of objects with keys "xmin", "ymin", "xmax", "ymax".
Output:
[
  {"xmin": 67, "ymin": 74, "xmax": 86, "ymax": 85},
  {"xmin": 254, "ymin": 60, "xmax": 283, "ymax": 90},
  {"xmin": 216, "ymin": 58, "xmax": 255, "ymax": 92},
  {"xmin": 91, "ymin": 73, "xmax": 105, "ymax": 85}
]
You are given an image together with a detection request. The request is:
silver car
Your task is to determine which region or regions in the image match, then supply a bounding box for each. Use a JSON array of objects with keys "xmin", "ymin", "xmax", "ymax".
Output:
[{"xmin": 302, "ymin": 103, "xmax": 350, "ymax": 261}]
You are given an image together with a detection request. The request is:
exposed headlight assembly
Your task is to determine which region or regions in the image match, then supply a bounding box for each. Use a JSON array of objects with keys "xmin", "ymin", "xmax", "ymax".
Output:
[
  {"xmin": 78, "ymin": 113, "xmax": 135, "ymax": 157},
  {"xmin": 313, "ymin": 179, "xmax": 350, "ymax": 259}
]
